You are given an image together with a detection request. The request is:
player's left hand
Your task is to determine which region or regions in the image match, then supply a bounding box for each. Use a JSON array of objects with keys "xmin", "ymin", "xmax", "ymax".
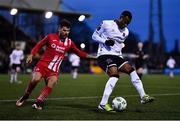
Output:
[
  {"xmin": 26, "ymin": 54, "xmax": 33, "ymax": 64},
  {"xmin": 87, "ymin": 54, "xmax": 97, "ymax": 59},
  {"xmin": 105, "ymin": 39, "xmax": 115, "ymax": 46}
]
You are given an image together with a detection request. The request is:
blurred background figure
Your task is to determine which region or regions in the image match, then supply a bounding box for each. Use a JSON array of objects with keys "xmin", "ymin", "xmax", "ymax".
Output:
[
  {"xmin": 166, "ymin": 56, "xmax": 176, "ymax": 79},
  {"xmin": 9, "ymin": 43, "xmax": 24, "ymax": 83},
  {"xmin": 134, "ymin": 42, "xmax": 149, "ymax": 79},
  {"xmin": 69, "ymin": 53, "xmax": 80, "ymax": 79}
]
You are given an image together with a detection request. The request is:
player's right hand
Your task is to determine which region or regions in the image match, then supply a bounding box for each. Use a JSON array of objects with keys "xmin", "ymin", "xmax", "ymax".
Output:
[
  {"xmin": 26, "ymin": 54, "xmax": 33, "ymax": 64},
  {"xmin": 105, "ymin": 39, "xmax": 115, "ymax": 46},
  {"xmin": 87, "ymin": 54, "xmax": 97, "ymax": 59}
]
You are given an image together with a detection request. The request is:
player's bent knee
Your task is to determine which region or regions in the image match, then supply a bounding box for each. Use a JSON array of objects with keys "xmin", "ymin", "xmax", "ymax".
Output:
[
  {"xmin": 47, "ymin": 80, "xmax": 57, "ymax": 87},
  {"xmin": 127, "ymin": 67, "xmax": 135, "ymax": 74},
  {"xmin": 109, "ymin": 74, "xmax": 119, "ymax": 78},
  {"xmin": 32, "ymin": 77, "xmax": 41, "ymax": 82}
]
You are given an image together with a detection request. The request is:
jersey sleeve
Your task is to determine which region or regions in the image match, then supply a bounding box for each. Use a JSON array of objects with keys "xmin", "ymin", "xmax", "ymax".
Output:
[
  {"xmin": 31, "ymin": 35, "xmax": 49, "ymax": 55},
  {"xmin": 92, "ymin": 21, "xmax": 106, "ymax": 44},
  {"xmin": 70, "ymin": 41, "xmax": 88, "ymax": 58}
]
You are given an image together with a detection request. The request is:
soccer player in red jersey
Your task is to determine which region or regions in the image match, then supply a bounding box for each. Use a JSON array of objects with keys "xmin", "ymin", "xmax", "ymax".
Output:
[{"xmin": 16, "ymin": 19, "xmax": 95, "ymax": 110}]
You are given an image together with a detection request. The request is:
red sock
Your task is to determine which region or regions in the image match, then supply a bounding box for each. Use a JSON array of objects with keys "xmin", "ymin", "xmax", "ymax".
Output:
[
  {"xmin": 37, "ymin": 86, "xmax": 52, "ymax": 102},
  {"xmin": 24, "ymin": 80, "xmax": 37, "ymax": 96}
]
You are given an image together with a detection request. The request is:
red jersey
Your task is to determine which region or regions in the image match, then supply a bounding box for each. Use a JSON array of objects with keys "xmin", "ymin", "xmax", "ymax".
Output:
[{"xmin": 31, "ymin": 33, "xmax": 87, "ymax": 72}]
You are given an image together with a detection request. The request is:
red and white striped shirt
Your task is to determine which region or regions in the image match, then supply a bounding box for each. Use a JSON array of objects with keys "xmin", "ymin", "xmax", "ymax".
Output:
[{"xmin": 31, "ymin": 33, "xmax": 87, "ymax": 72}]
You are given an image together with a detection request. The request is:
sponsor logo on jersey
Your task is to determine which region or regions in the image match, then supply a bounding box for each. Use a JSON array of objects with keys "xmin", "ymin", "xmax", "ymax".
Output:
[{"xmin": 51, "ymin": 43, "xmax": 65, "ymax": 53}]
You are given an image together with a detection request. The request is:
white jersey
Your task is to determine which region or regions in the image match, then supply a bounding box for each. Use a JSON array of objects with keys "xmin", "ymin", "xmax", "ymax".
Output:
[
  {"xmin": 92, "ymin": 20, "xmax": 129, "ymax": 57},
  {"xmin": 9, "ymin": 49, "xmax": 24, "ymax": 65},
  {"xmin": 69, "ymin": 53, "xmax": 80, "ymax": 67},
  {"xmin": 166, "ymin": 58, "xmax": 176, "ymax": 68}
]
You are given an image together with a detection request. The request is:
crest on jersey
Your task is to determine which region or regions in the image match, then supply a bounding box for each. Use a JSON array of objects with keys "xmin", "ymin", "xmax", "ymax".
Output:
[{"xmin": 122, "ymin": 33, "xmax": 125, "ymax": 37}]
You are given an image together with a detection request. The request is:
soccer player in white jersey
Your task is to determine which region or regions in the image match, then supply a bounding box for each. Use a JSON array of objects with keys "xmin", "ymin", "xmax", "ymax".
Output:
[
  {"xmin": 69, "ymin": 53, "xmax": 80, "ymax": 79},
  {"xmin": 9, "ymin": 43, "xmax": 24, "ymax": 83},
  {"xmin": 166, "ymin": 56, "xmax": 176, "ymax": 79},
  {"xmin": 92, "ymin": 10, "xmax": 154, "ymax": 112}
]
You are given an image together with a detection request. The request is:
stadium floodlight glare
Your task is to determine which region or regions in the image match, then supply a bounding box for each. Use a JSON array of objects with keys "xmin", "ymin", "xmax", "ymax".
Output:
[
  {"xmin": 10, "ymin": 8, "xmax": 18, "ymax": 15},
  {"xmin": 45, "ymin": 11, "xmax": 53, "ymax": 19},
  {"xmin": 78, "ymin": 15, "xmax": 85, "ymax": 22},
  {"xmin": 80, "ymin": 43, "xmax": 85, "ymax": 49}
]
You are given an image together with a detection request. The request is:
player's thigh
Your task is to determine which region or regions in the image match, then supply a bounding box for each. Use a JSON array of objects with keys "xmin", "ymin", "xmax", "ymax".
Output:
[
  {"xmin": 97, "ymin": 55, "xmax": 118, "ymax": 72},
  {"xmin": 11, "ymin": 64, "xmax": 16, "ymax": 73},
  {"xmin": 46, "ymin": 76, "xmax": 58, "ymax": 87},
  {"xmin": 32, "ymin": 72, "xmax": 42, "ymax": 82},
  {"xmin": 119, "ymin": 63, "xmax": 134, "ymax": 74},
  {"xmin": 16, "ymin": 66, "xmax": 21, "ymax": 72},
  {"xmin": 98, "ymin": 55, "xmax": 121, "ymax": 77},
  {"xmin": 137, "ymin": 67, "xmax": 143, "ymax": 73},
  {"xmin": 107, "ymin": 66, "xmax": 119, "ymax": 76}
]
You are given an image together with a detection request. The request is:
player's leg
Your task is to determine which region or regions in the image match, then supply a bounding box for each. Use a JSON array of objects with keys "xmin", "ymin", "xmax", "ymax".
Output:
[
  {"xmin": 137, "ymin": 67, "xmax": 143, "ymax": 79},
  {"xmin": 14, "ymin": 72, "xmax": 17, "ymax": 83},
  {"xmin": 119, "ymin": 63, "xmax": 154, "ymax": 104},
  {"xmin": 98, "ymin": 66, "xmax": 118, "ymax": 112},
  {"xmin": 135, "ymin": 63, "xmax": 143, "ymax": 79},
  {"xmin": 99, "ymin": 66, "xmax": 119, "ymax": 105},
  {"xmin": 97, "ymin": 55, "xmax": 119, "ymax": 112},
  {"xmin": 10, "ymin": 69, "xmax": 15, "ymax": 83},
  {"xmin": 16, "ymin": 64, "xmax": 22, "ymax": 83},
  {"xmin": 10, "ymin": 64, "xmax": 16, "ymax": 83},
  {"xmin": 120, "ymin": 63, "xmax": 145, "ymax": 98},
  {"xmin": 170, "ymin": 68, "xmax": 174, "ymax": 78},
  {"xmin": 16, "ymin": 72, "xmax": 42, "ymax": 107},
  {"xmin": 73, "ymin": 68, "xmax": 78, "ymax": 79},
  {"xmin": 15, "ymin": 66, "xmax": 21, "ymax": 83},
  {"xmin": 32, "ymin": 75, "xmax": 57, "ymax": 110}
]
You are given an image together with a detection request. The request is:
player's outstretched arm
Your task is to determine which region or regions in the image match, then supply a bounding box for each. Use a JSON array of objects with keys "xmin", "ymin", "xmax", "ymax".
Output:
[
  {"xmin": 71, "ymin": 41, "xmax": 96, "ymax": 59},
  {"xmin": 92, "ymin": 22, "xmax": 106, "ymax": 44}
]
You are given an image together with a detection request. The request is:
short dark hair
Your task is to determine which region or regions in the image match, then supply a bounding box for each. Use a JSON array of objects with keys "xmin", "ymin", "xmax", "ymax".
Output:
[
  {"xmin": 60, "ymin": 19, "xmax": 71, "ymax": 28},
  {"xmin": 121, "ymin": 10, "xmax": 132, "ymax": 20}
]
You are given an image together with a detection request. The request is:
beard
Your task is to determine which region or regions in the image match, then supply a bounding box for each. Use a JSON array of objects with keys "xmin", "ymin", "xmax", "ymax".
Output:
[{"xmin": 60, "ymin": 33, "xmax": 68, "ymax": 39}]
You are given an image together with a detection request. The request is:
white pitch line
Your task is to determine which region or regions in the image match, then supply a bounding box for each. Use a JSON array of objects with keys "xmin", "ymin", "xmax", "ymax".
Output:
[{"xmin": 0, "ymin": 93, "xmax": 180, "ymax": 102}]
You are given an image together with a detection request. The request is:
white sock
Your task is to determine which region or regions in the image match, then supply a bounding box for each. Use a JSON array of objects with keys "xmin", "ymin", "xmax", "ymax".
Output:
[
  {"xmin": 10, "ymin": 74, "xmax": 14, "ymax": 83},
  {"xmin": 100, "ymin": 77, "xmax": 118, "ymax": 105},
  {"xmin": 170, "ymin": 71, "xmax": 174, "ymax": 78},
  {"xmin": 73, "ymin": 71, "xmax": 77, "ymax": 79},
  {"xmin": 14, "ymin": 73, "xmax": 17, "ymax": 82},
  {"xmin": 130, "ymin": 71, "xmax": 145, "ymax": 98}
]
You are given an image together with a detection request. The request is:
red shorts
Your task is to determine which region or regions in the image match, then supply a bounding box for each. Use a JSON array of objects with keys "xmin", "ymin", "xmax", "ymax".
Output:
[{"xmin": 33, "ymin": 63, "xmax": 59, "ymax": 79}]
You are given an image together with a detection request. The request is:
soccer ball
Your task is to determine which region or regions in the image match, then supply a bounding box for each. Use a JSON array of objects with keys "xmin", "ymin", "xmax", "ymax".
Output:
[{"xmin": 112, "ymin": 97, "xmax": 127, "ymax": 111}]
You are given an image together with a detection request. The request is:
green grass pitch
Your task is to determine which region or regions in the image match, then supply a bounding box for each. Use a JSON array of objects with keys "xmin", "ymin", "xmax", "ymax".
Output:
[{"xmin": 0, "ymin": 73, "xmax": 180, "ymax": 120}]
